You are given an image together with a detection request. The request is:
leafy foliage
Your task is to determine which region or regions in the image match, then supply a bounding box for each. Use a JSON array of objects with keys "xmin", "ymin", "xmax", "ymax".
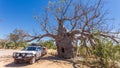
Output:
[
  {"xmin": 77, "ymin": 38, "xmax": 120, "ymax": 67},
  {"xmin": 37, "ymin": 40, "xmax": 56, "ymax": 49},
  {"xmin": 0, "ymin": 41, "xmax": 27, "ymax": 49},
  {"xmin": 0, "ymin": 29, "xmax": 28, "ymax": 49},
  {"xmin": 8, "ymin": 29, "xmax": 27, "ymax": 49},
  {"xmin": 92, "ymin": 41, "xmax": 120, "ymax": 67}
]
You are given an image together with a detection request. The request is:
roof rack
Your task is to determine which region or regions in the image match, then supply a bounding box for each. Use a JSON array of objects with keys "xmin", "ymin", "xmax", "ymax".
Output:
[{"xmin": 29, "ymin": 43, "xmax": 43, "ymax": 47}]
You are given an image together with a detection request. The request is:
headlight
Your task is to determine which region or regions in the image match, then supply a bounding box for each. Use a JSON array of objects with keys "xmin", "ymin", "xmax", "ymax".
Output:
[
  {"xmin": 22, "ymin": 53, "xmax": 25, "ymax": 56},
  {"xmin": 16, "ymin": 53, "xmax": 19, "ymax": 56},
  {"xmin": 26, "ymin": 53, "xmax": 33, "ymax": 57}
]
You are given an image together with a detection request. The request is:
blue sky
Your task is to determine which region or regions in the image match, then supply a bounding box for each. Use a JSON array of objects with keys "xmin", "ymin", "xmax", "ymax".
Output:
[
  {"xmin": 0, "ymin": 0, "xmax": 48, "ymax": 39},
  {"xmin": 0, "ymin": 0, "xmax": 120, "ymax": 39}
]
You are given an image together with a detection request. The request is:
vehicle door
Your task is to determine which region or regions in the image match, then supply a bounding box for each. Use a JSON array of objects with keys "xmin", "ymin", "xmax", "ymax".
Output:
[{"xmin": 37, "ymin": 47, "xmax": 42, "ymax": 58}]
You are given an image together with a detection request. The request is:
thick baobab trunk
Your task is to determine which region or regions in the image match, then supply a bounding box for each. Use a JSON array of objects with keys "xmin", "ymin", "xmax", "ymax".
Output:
[
  {"xmin": 56, "ymin": 36, "xmax": 77, "ymax": 59},
  {"xmin": 56, "ymin": 21, "xmax": 77, "ymax": 59}
]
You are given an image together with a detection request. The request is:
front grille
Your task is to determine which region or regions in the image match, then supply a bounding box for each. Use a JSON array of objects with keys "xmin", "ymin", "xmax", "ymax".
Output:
[
  {"xmin": 16, "ymin": 53, "xmax": 26, "ymax": 57},
  {"xmin": 19, "ymin": 53, "xmax": 22, "ymax": 56}
]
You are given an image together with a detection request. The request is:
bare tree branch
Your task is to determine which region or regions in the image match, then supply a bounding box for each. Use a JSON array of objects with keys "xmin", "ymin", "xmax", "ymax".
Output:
[{"xmin": 25, "ymin": 33, "xmax": 56, "ymax": 42}]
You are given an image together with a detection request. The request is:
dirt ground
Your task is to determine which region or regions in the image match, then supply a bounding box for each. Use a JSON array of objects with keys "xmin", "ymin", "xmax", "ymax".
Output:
[{"xmin": 0, "ymin": 49, "xmax": 74, "ymax": 68}]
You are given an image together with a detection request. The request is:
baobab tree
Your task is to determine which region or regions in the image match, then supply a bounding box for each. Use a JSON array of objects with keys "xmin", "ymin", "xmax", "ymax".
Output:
[{"xmin": 25, "ymin": 0, "xmax": 119, "ymax": 58}]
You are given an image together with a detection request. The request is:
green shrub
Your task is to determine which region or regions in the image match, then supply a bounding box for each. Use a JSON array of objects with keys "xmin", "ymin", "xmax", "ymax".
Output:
[
  {"xmin": 92, "ymin": 41, "xmax": 120, "ymax": 67},
  {"xmin": 38, "ymin": 40, "xmax": 56, "ymax": 49}
]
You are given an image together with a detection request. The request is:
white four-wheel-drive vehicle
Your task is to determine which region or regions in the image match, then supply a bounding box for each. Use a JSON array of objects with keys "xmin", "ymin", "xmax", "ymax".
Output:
[{"xmin": 13, "ymin": 44, "xmax": 47, "ymax": 64}]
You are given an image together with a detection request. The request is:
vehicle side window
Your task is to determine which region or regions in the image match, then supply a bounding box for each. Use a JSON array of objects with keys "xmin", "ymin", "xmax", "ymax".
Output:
[{"xmin": 37, "ymin": 47, "xmax": 42, "ymax": 51}]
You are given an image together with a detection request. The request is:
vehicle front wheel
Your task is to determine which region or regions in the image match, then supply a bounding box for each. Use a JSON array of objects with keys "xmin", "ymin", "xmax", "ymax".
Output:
[
  {"xmin": 29, "ymin": 57, "xmax": 35, "ymax": 64},
  {"xmin": 14, "ymin": 59, "xmax": 19, "ymax": 64}
]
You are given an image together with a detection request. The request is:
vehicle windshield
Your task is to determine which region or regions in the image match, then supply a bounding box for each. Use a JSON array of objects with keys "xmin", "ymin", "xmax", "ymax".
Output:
[{"xmin": 24, "ymin": 46, "xmax": 37, "ymax": 51}]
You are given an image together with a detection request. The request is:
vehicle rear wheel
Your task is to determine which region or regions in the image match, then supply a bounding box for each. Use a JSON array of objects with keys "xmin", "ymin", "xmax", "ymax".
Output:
[{"xmin": 30, "ymin": 57, "xmax": 35, "ymax": 64}]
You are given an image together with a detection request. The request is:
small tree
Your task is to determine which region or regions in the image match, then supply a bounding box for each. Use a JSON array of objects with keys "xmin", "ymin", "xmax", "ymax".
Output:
[
  {"xmin": 8, "ymin": 29, "xmax": 27, "ymax": 49},
  {"xmin": 0, "ymin": 40, "xmax": 7, "ymax": 48}
]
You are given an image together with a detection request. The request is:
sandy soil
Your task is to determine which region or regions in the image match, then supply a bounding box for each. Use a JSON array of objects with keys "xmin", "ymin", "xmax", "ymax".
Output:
[{"xmin": 0, "ymin": 49, "xmax": 73, "ymax": 68}]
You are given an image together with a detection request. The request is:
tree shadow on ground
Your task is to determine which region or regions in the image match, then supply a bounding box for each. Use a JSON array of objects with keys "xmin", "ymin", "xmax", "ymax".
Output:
[
  {"xmin": 4, "ymin": 55, "xmax": 99, "ymax": 68},
  {"xmin": 40, "ymin": 55, "xmax": 100, "ymax": 68},
  {"xmin": 39, "ymin": 55, "xmax": 83, "ymax": 68}
]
